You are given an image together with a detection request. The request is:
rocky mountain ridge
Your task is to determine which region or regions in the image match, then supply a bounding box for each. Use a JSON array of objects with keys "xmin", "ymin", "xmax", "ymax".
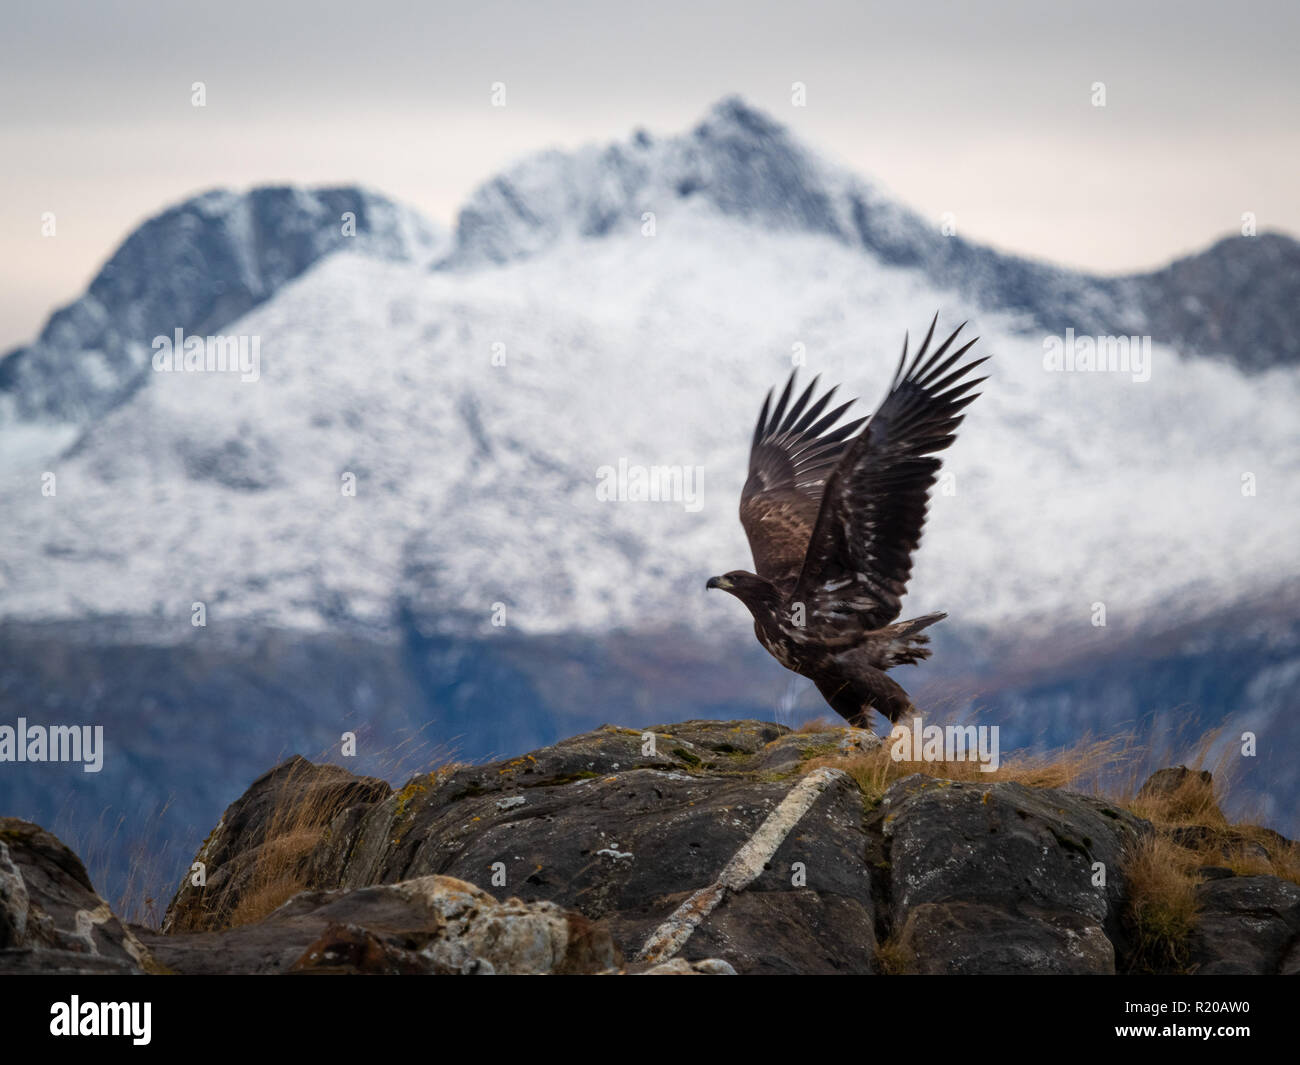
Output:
[
  {"xmin": 445, "ymin": 96, "xmax": 1300, "ymax": 369},
  {"xmin": 3, "ymin": 96, "xmax": 1297, "ymax": 453},
  {"xmin": 4, "ymin": 720, "xmax": 1298, "ymax": 975}
]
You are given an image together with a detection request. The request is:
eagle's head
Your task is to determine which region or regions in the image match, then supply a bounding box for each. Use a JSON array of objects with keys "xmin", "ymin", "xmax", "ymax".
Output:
[{"xmin": 706, "ymin": 570, "xmax": 781, "ymax": 613}]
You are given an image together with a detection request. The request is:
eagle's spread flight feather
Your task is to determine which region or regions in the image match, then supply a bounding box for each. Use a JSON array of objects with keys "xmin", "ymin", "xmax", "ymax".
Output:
[{"xmin": 709, "ymin": 316, "xmax": 987, "ymax": 729}]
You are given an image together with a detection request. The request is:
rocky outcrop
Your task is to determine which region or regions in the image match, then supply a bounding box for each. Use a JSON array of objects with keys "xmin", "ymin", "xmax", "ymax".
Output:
[
  {"xmin": 0, "ymin": 819, "xmax": 156, "ymax": 973},
  {"xmin": 873, "ymin": 777, "xmax": 1144, "ymax": 974},
  {"xmin": 162, "ymin": 720, "xmax": 882, "ymax": 975},
  {"xmin": 1187, "ymin": 876, "xmax": 1300, "ymax": 975},
  {"xmin": 147, "ymin": 875, "xmax": 621, "ymax": 975},
  {"xmin": 4, "ymin": 720, "xmax": 1300, "ymax": 974},
  {"xmin": 0, "ymin": 816, "xmax": 680, "ymax": 975},
  {"xmin": 164, "ymin": 756, "xmax": 393, "ymax": 934}
]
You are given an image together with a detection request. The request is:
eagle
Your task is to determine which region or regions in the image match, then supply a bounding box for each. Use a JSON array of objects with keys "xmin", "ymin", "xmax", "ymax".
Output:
[{"xmin": 706, "ymin": 316, "xmax": 987, "ymax": 729}]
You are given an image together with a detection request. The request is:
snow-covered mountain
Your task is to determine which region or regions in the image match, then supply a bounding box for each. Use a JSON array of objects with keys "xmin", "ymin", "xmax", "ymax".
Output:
[
  {"xmin": 0, "ymin": 185, "xmax": 443, "ymax": 456},
  {"xmin": 448, "ymin": 97, "xmax": 1300, "ymax": 370},
  {"xmin": 5, "ymin": 222, "xmax": 1299, "ymax": 640},
  {"xmin": 1, "ymin": 100, "xmax": 1297, "ymax": 642}
]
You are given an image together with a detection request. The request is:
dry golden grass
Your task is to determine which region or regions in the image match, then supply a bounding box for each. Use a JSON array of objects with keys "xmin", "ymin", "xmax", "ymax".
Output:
[
  {"xmin": 1118, "ymin": 732, "xmax": 1300, "ymax": 886},
  {"xmin": 215, "ymin": 761, "xmax": 355, "ymax": 930},
  {"xmin": 225, "ymin": 825, "xmax": 325, "ymax": 927},
  {"xmin": 794, "ymin": 716, "xmax": 840, "ymax": 734},
  {"xmin": 1121, "ymin": 834, "xmax": 1201, "ymax": 972},
  {"xmin": 1224, "ymin": 831, "xmax": 1300, "ymax": 882},
  {"xmin": 803, "ymin": 725, "xmax": 1130, "ymax": 806}
]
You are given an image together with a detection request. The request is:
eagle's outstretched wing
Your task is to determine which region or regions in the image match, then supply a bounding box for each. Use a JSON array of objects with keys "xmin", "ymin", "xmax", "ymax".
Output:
[
  {"xmin": 739, "ymin": 372, "xmax": 868, "ymax": 585},
  {"xmin": 792, "ymin": 317, "xmax": 988, "ymax": 629}
]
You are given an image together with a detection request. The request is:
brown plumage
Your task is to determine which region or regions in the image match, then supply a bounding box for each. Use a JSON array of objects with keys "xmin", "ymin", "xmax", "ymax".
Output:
[{"xmin": 707, "ymin": 315, "xmax": 988, "ymax": 729}]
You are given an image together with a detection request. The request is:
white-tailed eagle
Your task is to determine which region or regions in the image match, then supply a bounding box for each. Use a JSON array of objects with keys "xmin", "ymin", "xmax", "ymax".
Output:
[{"xmin": 707, "ymin": 316, "xmax": 987, "ymax": 728}]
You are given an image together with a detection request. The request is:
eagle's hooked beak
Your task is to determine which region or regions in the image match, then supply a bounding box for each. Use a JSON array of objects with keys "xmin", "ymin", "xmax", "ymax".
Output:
[{"xmin": 706, "ymin": 575, "xmax": 731, "ymax": 591}]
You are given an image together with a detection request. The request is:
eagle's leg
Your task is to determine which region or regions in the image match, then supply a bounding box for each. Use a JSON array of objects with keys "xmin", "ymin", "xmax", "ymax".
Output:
[
  {"xmin": 872, "ymin": 674, "xmax": 918, "ymax": 724},
  {"xmin": 813, "ymin": 668, "xmax": 916, "ymax": 730}
]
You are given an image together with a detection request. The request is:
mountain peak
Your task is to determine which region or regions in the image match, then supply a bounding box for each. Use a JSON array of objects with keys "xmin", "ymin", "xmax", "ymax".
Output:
[
  {"xmin": 440, "ymin": 99, "xmax": 1300, "ymax": 369},
  {"xmin": 443, "ymin": 95, "xmax": 848, "ymax": 270},
  {"xmin": 0, "ymin": 185, "xmax": 442, "ymax": 432},
  {"xmin": 693, "ymin": 95, "xmax": 790, "ymax": 140}
]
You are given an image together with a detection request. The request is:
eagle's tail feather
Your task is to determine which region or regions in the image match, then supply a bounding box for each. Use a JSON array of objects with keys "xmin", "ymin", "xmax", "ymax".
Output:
[{"xmin": 882, "ymin": 611, "xmax": 947, "ymax": 666}]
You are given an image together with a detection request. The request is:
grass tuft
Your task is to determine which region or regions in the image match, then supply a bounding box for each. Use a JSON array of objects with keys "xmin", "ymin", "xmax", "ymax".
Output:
[{"xmin": 1121, "ymin": 834, "xmax": 1200, "ymax": 973}]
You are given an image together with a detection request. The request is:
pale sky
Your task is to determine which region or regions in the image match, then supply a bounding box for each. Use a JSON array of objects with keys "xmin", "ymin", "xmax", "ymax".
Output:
[{"xmin": 2, "ymin": 0, "xmax": 1297, "ymax": 351}]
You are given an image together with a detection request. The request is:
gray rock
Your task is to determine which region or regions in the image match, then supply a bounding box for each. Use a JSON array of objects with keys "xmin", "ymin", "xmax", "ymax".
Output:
[
  {"xmin": 1138, "ymin": 766, "xmax": 1214, "ymax": 798},
  {"xmin": 898, "ymin": 901, "xmax": 1116, "ymax": 975},
  {"xmin": 690, "ymin": 957, "xmax": 738, "ymax": 975},
  {"xmin": 0, "ymin": 819, "xmax": 156, "ymax": 974},
  {"xmin": 1187, "ymin": 876, "xmax": 1300, "ymax": 975},
  {"xmin": 142, "ymin": 875, "xmax": 619, "ymax": 975},
  {"xmin": 874, "ymin": 776, "xmax": 1148, "ymax": 974},
  {"xmin": 642, "ymin": 956, "xmax": 738, "ymax": 975}
]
